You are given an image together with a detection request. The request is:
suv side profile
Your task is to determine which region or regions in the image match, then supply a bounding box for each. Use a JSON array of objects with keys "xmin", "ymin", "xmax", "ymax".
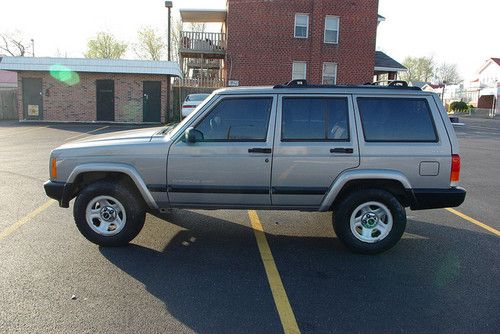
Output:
[{"xmin": 44, "ymin": 81, "xmax": 466, "ymax": 254}]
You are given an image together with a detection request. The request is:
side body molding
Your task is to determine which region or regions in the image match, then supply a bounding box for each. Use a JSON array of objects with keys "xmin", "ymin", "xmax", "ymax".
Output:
[
  {"xmin": 318, "ymin": 169, "xmax": 413, "ymax": 212},
  {"xmin": 67, "ymin": 163, "xmax": 158, "ymax": 210}
]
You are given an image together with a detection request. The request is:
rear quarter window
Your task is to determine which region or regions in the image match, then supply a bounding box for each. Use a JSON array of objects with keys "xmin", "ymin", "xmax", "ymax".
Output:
[{"xmin": 357, "ymin": 97, "xmax": 438, "ymax": 142}]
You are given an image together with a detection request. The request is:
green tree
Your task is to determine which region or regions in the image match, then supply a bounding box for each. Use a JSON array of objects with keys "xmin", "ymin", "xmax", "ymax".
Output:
[
  {"xmin": 400, "ymin": 56, "xmax": 435, "ymax": 82},
  {"xmin": 85, "ymin": 32, "xmax": 127, "ymax": 59},
  {"xmin": 134, "ymin": 27, "xmax": 166, "ymax": 61}
]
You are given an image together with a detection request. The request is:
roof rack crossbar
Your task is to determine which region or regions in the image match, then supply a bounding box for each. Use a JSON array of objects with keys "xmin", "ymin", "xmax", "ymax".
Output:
[{"xmin": 273, "ymin": 79, "xmax": 421, "ymax": 90}]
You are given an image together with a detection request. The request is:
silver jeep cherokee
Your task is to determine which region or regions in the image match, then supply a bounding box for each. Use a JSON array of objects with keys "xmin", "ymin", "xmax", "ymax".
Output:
[{"xmin": 44, "ymin": 80, "xmax": 466, "ymax": 254}]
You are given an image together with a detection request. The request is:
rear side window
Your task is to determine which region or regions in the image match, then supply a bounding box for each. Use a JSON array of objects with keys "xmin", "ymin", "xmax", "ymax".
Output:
[
  {"xmin": 195, "ymin": 97, "xmax": 273, "ymax": 142},
  {"xmin": 281, "ymin": 97, "xmax": 349, "ymax": 141},
  {"xmin": 357, "ymin": 97, "xmax": 438, "ymax": 142}
]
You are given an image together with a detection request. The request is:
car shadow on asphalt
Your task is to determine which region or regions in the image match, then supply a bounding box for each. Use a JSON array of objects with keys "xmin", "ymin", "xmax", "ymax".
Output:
[{"xmin": 99, "ymin": 209, "xmax": 499, "ymax": 334}]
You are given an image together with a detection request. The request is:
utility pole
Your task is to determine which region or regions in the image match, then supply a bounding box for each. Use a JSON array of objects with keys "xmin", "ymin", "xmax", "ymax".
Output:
[
  {"xmin": 165, "ymin": 1, "xmax": 173, "ymax": 123},
  {"xmin": 31, "ymin": 39, "xmax": 34, "ymax": 57}
]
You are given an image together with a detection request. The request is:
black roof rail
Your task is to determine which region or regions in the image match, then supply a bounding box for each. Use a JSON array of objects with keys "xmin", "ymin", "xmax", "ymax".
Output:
[{"xmin": 273, "ymin": 79, "xmax": 421, "ymax": 91}]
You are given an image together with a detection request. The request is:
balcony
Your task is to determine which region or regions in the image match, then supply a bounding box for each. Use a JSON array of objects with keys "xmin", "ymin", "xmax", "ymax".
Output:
[{"xmin": 179, "ymin": 31, "xmax": 226, "ymax": 59}]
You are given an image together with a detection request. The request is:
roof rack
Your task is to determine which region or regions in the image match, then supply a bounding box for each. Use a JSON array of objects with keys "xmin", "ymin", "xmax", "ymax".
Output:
[{"xmin": 273, "ymin": 79, "xmax": 421, "ymax": 90}]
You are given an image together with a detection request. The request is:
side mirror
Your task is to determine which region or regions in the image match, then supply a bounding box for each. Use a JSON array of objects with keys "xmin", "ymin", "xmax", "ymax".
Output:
[{"xmin": 184, "ymin": 127, "xmax": 204, "ymax": 144}]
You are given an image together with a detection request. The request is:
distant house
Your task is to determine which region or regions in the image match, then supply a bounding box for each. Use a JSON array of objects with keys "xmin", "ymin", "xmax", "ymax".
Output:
[
  {"xmin": 469, "ymin": 58, "xmax": 500, "ymax": 111},
  {"xmin": 422, "ymin": 83, "xmax": 445, "ymax": 99},
  {"xmin": 0, "ymin": 57, "xmax": 181, "ymax": 123},
  {"xmin": 374, "ymin": 51, "xmax": 406, "ymax": 81}
]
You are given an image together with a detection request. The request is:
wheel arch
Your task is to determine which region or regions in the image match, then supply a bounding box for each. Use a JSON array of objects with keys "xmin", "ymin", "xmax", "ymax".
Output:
[
  {"xmin": 319, "ymin": 169, "xmax": 413, "ymax": 212},
  {"xmin": 65, "ymin": 163, "xmax": 158, "ymax": 210}
]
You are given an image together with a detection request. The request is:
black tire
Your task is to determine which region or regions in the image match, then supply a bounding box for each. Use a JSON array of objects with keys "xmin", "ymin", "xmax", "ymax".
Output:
[
  {"xmin": 73, "ymin": 180, "xmax": 146, "ymax": 246},
  {"xmin": 333, "ymin": 188, "xmax": 406, "ymax": 254}
]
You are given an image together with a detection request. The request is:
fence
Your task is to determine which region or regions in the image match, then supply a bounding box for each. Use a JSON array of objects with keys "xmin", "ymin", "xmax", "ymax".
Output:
[
  {"xmin": 0, "ymin": 90, "xmax": 17, "ymax": 120},
  {"xmin": 459, "ymin": 108, "xmax": 497, "ymax": 119}
]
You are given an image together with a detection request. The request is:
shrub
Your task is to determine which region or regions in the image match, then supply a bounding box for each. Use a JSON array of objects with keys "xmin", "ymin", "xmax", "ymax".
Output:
[{"xmin": 450, "ymin": 101, "xmax": 469, "ymax": 113}]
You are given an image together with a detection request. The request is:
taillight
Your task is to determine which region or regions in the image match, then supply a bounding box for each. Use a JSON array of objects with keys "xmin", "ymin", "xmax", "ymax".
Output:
[
  {"xmin": 450, "ymin": 154, "xmax": 460, "ymax": 185},
  {"xmin": 183, "ymin": 105, "xmax": 196, "ymax": 108}
]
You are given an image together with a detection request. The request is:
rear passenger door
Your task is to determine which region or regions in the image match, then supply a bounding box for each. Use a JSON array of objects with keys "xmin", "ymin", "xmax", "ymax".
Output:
[{"xmin": 271, "ymin": 95, "xmax": 360, "ymax": 208}]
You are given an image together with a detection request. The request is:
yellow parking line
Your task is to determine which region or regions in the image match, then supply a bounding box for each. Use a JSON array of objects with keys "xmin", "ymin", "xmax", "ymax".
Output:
[
  {"xmin": 446, "ymin": 208, "xmax": 500, "ymax": 236},
  {"xmin": 248, "ymin": 210, "xmax": 300, "ymax": 334},
  {"xmin": 0, "ymin": 200, "xmax": 55, "ymax": 241},
  {"xmin": 65, "ymin": 125, "xmax": 109, "ymax": 141}
]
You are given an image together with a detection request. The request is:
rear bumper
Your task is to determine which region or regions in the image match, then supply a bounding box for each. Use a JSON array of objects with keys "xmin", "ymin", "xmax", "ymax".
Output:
[
  {"xmin": 408, "ymin": 187, "xmax": 466, "ymax": 210},
  {"xmin": 44, "ymin": 180, "xmax": 73, "ymax": 208}
]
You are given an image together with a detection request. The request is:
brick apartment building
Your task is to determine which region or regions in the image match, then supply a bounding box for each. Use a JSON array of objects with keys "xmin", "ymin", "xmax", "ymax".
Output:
[
  {"xmin": 179, "ymin": 0, "xmax": 401, "ymax": 87},
  {"xmin": 0, "ymin": 57, "xmax": 181, "ymax": 122}
]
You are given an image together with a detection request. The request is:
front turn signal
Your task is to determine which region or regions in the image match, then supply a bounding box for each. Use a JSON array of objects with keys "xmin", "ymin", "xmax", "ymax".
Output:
[{"xmin": 50, "ymin": 158, "xmax": 57, "ymax": 179}]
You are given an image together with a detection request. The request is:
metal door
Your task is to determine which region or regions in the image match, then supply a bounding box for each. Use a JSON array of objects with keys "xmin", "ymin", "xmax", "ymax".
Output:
[
  {"xmin": 271, "ymin": 94, "xmax": 360, "ymax": 208},
  {"xmin": 96, "ymin": 80, "xmax": 114, "ymax": 121},
  {"xmin": 22, "ymin": 78, "xmax": 43, "ymax": 120},
  {"xmin": 143, "ymin": 81, "xmax": 161, "ymax": 122},
  {"xmin": 167, "ymin": 95, "xmax": 276, "ymax": 207}
]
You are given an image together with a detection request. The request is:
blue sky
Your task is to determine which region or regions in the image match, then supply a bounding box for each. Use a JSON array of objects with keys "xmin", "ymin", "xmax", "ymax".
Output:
[{"xmin": 1, "ymin": 0, "xmax": 498, "ymax": 80}]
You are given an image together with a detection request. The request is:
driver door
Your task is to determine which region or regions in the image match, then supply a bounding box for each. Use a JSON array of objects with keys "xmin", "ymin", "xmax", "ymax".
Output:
[{"xmin": 167, "ymin": 95, "xmax": 276, "ymax": 207}]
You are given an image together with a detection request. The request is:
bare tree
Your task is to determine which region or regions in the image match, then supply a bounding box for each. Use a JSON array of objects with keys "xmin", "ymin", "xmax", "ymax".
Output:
[
  {"xmin": 0, "ymin": 31, "xmax": 30, "ymax": 56},
  {"xmin": 434, "ymin": 62, "xmax": 461, "ymax": 84},
  {"xmin": 134, "ymin": 27, "xmax": 166, "ymax": 61},
  {"xmin": 84, "ymin": 32, "xmax": 127, "ymax": 59}
]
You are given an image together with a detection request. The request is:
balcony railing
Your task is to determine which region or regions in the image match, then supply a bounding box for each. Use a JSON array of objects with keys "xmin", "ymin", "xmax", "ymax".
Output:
[
  {"xmin": 174, "ymin": 77, "xmax": 225, "ymax": 88},
  {"xmin": 180, "ymin": 31, "xmax": 226, "ymax": 55}
]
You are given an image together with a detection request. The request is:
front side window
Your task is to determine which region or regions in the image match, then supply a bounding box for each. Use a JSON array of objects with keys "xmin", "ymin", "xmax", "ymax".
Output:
[
  {"xmin": 294, "ymin": 14, "xmax": 309, "ymax": 38},
  {"xmin": 324, "ymin": 16, "xmax": 339, "ymax": 43},
  {"xmin": 281, "ymin": 97, "xmax": 349, "ymax": 141},
  {"xmin": 195, "ymin": 97, "xmax": 273, "ymax": 142},
  {"xmin": 292, "ymin": 61, "xmax": 307, "ymax": 80},
  {"xmin": 357, "ymin": 97, "xmax": 438, "ymax": 142},
  {"xmin": 322, "ymin": 62, "xmax": 337, "ymax": 85}
]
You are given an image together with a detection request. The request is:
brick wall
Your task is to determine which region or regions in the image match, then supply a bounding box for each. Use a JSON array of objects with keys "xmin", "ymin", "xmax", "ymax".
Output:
[
  {"xmin": 16, "ymin": 71, "xmax": 170, "ymax": 122},
  {"xmin": 226, "ymin": 0, "xmax": 378, "ymax": 86}
]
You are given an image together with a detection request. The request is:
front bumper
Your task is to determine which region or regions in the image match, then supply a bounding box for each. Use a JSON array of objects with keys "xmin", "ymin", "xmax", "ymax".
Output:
[
  {"xmin": 409, "ymin": 187, "xmax": 466, "ymax": 210},
  {"xmin": 44, "ymin": 181, "xmax": 73, "ymax": 208}
]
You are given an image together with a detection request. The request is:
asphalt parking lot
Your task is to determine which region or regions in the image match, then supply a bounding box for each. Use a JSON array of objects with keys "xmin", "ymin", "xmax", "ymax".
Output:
[{"xmin": 0, "ymin": 118, "xmax": 498, "ymax": 334}]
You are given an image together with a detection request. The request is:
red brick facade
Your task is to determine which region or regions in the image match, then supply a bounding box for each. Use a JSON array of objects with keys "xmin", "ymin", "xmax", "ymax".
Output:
[
  {"xmin": 225, "ymin": 0, "xmax": 378, "ymax": 86},
  {"xmin": 16, "ymin": 71, "xmax": 169, "ymax": 123}
]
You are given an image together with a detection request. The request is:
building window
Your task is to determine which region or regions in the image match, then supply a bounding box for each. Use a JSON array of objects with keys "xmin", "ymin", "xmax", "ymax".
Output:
[
  {"xmin": 292, "ymin": 61, "xmax": 307, "ymax": 80},
  {"xmin": 324, "ymin": 16, "xmax": 339, "ymax": 44},
  {"xmin": 294, "ymin": 14, "xmax": 309, "ymax": 38},
  {"xmin": 322, "ymin": 62, "xmax": 337, "ymax": 84}
]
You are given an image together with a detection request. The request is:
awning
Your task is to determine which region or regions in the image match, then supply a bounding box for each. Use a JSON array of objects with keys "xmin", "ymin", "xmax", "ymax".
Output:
[
  {"xmin": 0, "ymin": 57, "xmax": 182, "ymax": 77},
  {"xmin": 180, "ymin": 9, "xmax": 227, "ymax": 22},
  {"xmin": 374, "ymin": 51, "xmax": 406, "ymax": 72}
]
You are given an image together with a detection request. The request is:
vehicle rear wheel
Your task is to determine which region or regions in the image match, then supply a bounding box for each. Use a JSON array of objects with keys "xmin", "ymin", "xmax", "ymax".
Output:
[
  {"xmin": 73, "ymin": 181, "xmax": 145, "ymax": 246},
  {"xmin": 333, "ymin": 189, "xmax": 406, "ymax": 254}
]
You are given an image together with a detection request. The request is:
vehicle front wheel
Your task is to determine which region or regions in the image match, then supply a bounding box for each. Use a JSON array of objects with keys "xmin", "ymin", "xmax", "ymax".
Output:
[
  {"xmin": 333, "ymin": 189, "xmax": 406, "ymax": 254},
  {"xmin": 73, "ymin": 181, "xmax": 146, "ymax": 246}
]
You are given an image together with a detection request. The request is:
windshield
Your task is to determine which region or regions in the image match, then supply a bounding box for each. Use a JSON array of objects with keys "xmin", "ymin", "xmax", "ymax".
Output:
[
  {"xmin": 186, "ymin": 94, "xmax": 210, "ymax": 102},
  {"xmin": 168, "ymin": 92, "xmax": 217, "ymax": 137}
]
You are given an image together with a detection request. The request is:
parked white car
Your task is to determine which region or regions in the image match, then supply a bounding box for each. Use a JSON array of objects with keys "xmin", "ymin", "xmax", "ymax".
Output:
[{"xmin": 181, "ymin": 93, "xmax": 210, "ymax": 117}]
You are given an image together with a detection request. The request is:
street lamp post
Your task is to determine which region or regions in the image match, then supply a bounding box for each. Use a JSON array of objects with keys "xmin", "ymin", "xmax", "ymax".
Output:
[
  {"xmin": 165, "ymin": 1, "xmax": 173, "ymax": 123},
  {"xmin": 31, "ymin": 39, "xmax": 34, "ymax": 57}
]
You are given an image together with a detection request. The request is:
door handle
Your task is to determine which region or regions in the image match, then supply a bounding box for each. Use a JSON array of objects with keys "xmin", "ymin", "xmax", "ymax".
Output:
[
  {"xmin": 330, "ymin": 148, "xmax": 354, "ymax": 154},
  {"xmin": 248, "ymin": 148, "xmax": 272, "ymax": 154}
]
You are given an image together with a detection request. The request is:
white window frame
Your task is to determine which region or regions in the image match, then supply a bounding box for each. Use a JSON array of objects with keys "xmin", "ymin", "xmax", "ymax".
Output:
[
  {"xmin": 294, "ymin": 14, "xmax": 309, "ymax": 38},
  {"xmin": 322, "ymin": 62, "xmax": 337, "ymax": 84},
  {"xmin": 292, "ymin": 61, "xmax": 307, "ymax": 80},
  {"xmin": 324, "ymin": 15, "xmax": 340, "ymax": 44}
]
